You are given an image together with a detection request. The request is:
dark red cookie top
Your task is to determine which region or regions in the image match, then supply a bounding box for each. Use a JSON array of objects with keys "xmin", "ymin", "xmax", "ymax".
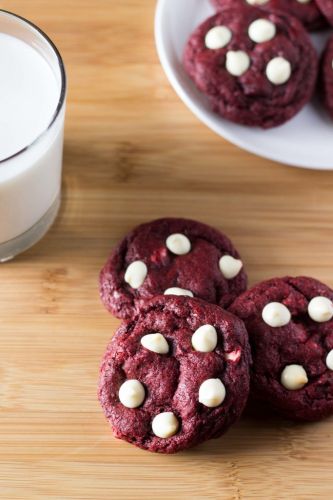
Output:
[
  {"xmin": 229, "ymin": 277, "xmax": 333, "ymax": 422},
  {"xmin": 315, "ymin": 0, "xmax": 333, "ymax": 26},
  {"xmin": 183, "ymin": 8, "xmax": 318, "ymax": 128},
  {"xmin": 212, "ymin": 0, "xmax": 327, "ymax": 31},
  {"xmin": 98, "ymin": 296, "xmax": 251, "ymax": 453},
  {"xmin": 320, "ymin": 35, "xmax": 333, "ymax": 119},
  {"xmin": 100, "ymin": 218, "xmax": 247, "ymax": 319}
]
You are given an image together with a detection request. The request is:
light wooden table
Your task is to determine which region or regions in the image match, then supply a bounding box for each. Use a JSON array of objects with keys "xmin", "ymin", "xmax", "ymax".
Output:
[{"xmin": 1, "ymin": 1, "xmax": 333, "ymax": 499}]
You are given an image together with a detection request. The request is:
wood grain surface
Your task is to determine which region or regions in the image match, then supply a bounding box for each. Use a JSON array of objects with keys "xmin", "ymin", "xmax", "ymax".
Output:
[{"xmin": 1, "ymin": 1, "xmax": 333, "ymax": 499}]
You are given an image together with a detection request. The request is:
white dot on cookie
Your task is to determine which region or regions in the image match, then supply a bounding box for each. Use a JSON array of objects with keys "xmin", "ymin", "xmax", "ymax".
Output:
[
  {"xmin": 219, "ymin": 255, "xmax": 243, "ymax": 279},
  {"xmin": 192, "ymin": 324, "xmax": 218, "ymax": 352},
  {"xmin": 281, "ymin": 365, "xmax": 308, "ymax": 391},
  {"xmin": 199, "ymin": 379, "xmax": 226, "ymax": 407},
  {"xmin": 308, "ymin": 296, "xmax": 333, "ymax": 323},
  {"xmin": 141, "ymin": 333, "xmax": 169, "ymax": 354},
  {"xmin": 262, "ymin": 302, "xmax": 291, "ymax": 327},
  {"xmin": 119, "ymin": 380, "xmax": 145, "ymax": 408},
  {"xmin": 124, "ymin": 261, "xmax": 147, "ymax": 289},
  {"xmin": 266, "ymin": 57, "xmax": 292, "ymax": 85},
  {"xmin": 166, "ymin": 233, "xmax": 191, "ymax": 255},
  {"xmin": 205, "ymin": 26, "xmax": 232, "ymax": 50},
  {"xmin": 246, "ymin": 0, "xmax": 269, "ymax": 4},
  {"xmin": 226, "ymin": 50, "xmax": 250, "ymax": 77},
  {"xmin": 326, "ymin": 350, "xmax": 333, "ymax": 371},
  {"xmin": 152, "ymin": 412, "xmax": 179, "ymax": 438},
  {"xmin": 248, "ymin": 19, "xmax": 276, "ymax": 43},
  {"xmin": 164, "ymin": 287, "xmax": 193, "ymax": 297}
]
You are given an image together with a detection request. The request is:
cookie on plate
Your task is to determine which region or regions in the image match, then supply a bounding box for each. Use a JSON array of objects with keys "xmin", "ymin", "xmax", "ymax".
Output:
[
  {"xmin": 100, "ymin": 217, "xmax": 247, "ymax": 319},
  {"xmin": 211, "ymin": 0, "xmax": 327, "ymax": 31},
  {"xmin": 320, "ymin": 35, "xmax": 333, "ymax": 119},
  {"xmin": 98, "ymin": 296, "xmax": 251, "ymax": 453},
  {"xmin": 183, "ymin": 8, "xmax": 318, "ymax": 128},
  {"xmin": 315, "ymin": 0, "xmax": 333, "ymax": 26},
  {"xmin": 229, "ymin": 277, "xmax": 333, "ymax": 422}
]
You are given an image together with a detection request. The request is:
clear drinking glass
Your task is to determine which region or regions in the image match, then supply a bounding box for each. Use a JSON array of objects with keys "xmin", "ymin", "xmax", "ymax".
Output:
[{"xmin": 0, "ymin": 9, "xmax": 66, "ymax": 262}]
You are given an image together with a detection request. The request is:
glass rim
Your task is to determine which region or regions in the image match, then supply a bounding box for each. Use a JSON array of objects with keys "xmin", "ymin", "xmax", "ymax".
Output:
[{"xmin": 0, "ymin": 9, "xmax": 67, "ymax": 165}]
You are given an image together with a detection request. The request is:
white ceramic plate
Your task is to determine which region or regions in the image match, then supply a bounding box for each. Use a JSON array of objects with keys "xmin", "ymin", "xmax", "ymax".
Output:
[{"xmin": 155, "ymin": 0, "xmax": 333, "ymax": 169}]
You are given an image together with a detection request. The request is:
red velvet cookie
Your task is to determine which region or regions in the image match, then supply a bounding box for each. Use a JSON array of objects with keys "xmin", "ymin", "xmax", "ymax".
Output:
[
  {"xmin": 98, "ymin": 296, "xmax": 251, "ymax": 453},
  {"xmin": 229, "ymin": 277, "xmax": 333, "ymax": 422},
  {"xmin": 211, "ymin": 0, "xmax": 327, "ymax": 31},
  {"xmin": 183, "ymin": 8, "xmax": 318, "ymax": 128},
  {"xmin": 315, "ymin": 0, "xmax": 333, "ymax": 26},
  {"xmin": 320, "ymin": 35, "xmax": 333, "ymax": 118},
  {"xmin": 100, "ymin": 218, "xmax": 247, "ymax": 319}
]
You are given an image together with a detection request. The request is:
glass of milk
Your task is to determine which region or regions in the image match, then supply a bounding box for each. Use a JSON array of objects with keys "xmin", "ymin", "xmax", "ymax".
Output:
[{"xmin": 0, "ymin": 10, "xmax": 66, "ymax": 262}]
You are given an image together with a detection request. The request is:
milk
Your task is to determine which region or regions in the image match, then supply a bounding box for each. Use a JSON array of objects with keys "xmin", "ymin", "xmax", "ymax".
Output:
[
  {"xmin": 0, "ymin": 22, "xmax": 66, "ymax": 259},
  {"xmin": 0, "ymin": 34, "xmax": 60, "ymax": 160}
]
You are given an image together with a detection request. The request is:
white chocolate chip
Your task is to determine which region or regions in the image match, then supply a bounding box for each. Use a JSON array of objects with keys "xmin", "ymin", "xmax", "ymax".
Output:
[
  {"xmin": 266, "ymin": 57, "xmax": 292, "ymax": 85},
  {"xmin": 281, "ymin": 365, "xmax": 308, "ymax": 391},
  {"xmin": 262, "ymin": 302, "xmax": 291, "ymax": 327},
  {"xmin": 124, "ymin": 261, "xmax": 147, "ymax": 289},
  {"xmin": 118, "ymin": 380, "xmax": 145, "ymax": 408},
  {"xmin": 308, "ymin": 296, "xmax": 333, "ymax": 323},
  {"xmin": 248, "ymin": 19, "xmax": 276, "ymax": 43},
  {"xmin": 219, "ymin": 255, "xmax": 243, "ymax": 280},
  {"xmin": 246, "ymin": 0, "xmax": 269, "ymax": 4},
  {"xmin": 192, "ymin": 324, "xmax": 218, "ymax": 352},
  {"xmin": 226, "ymin": 50, "xmax": 250, "ymax": 77},
  {"xmin": 141, "ymin": 333, "xmax": 169, "ymax": 354},
  {"xmin": 205, "ymin": 26, "xmax": 232, "ymax": 50},
  {"xmin": 297, "ymin": 0, "xmax": 311, "ymax": 3},
  {"xmin": 152, "ymin": 412, "xmax": 179, "ymax": 438},
  {"xmin": 164, "ymin": 287, "xmax": 193, "ymax": 297},
  {"xmin": 166, "ymin": 233, "xmax": 191, "ymax": 255},
  {"xmin": 326, "ymin": 350, "xmax": 333, "ymax": 371},
  {"xmin": 199, "ymin": 379, "xmax": 226, "ymax": 407}
]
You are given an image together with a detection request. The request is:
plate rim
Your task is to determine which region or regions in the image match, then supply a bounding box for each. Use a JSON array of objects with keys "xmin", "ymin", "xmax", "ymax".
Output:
[{"xmin": 155, "ymin": 0, "xmax": 333, "ymax": 170}]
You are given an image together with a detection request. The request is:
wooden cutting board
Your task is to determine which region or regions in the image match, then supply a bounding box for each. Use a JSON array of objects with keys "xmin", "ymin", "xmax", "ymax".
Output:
[{"xmin": 1, "ymin": 1, "xmax": 333, "ymax": 498}]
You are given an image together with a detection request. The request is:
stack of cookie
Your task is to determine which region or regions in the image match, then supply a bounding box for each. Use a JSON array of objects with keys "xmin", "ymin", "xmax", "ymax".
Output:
[
  {"xmin": 98, "ymin": 218, "xmax": 333, "ymax": 453},
  {"xmin": 183, "ymin": 0, "xmax": 333, "ymax": 127}
]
